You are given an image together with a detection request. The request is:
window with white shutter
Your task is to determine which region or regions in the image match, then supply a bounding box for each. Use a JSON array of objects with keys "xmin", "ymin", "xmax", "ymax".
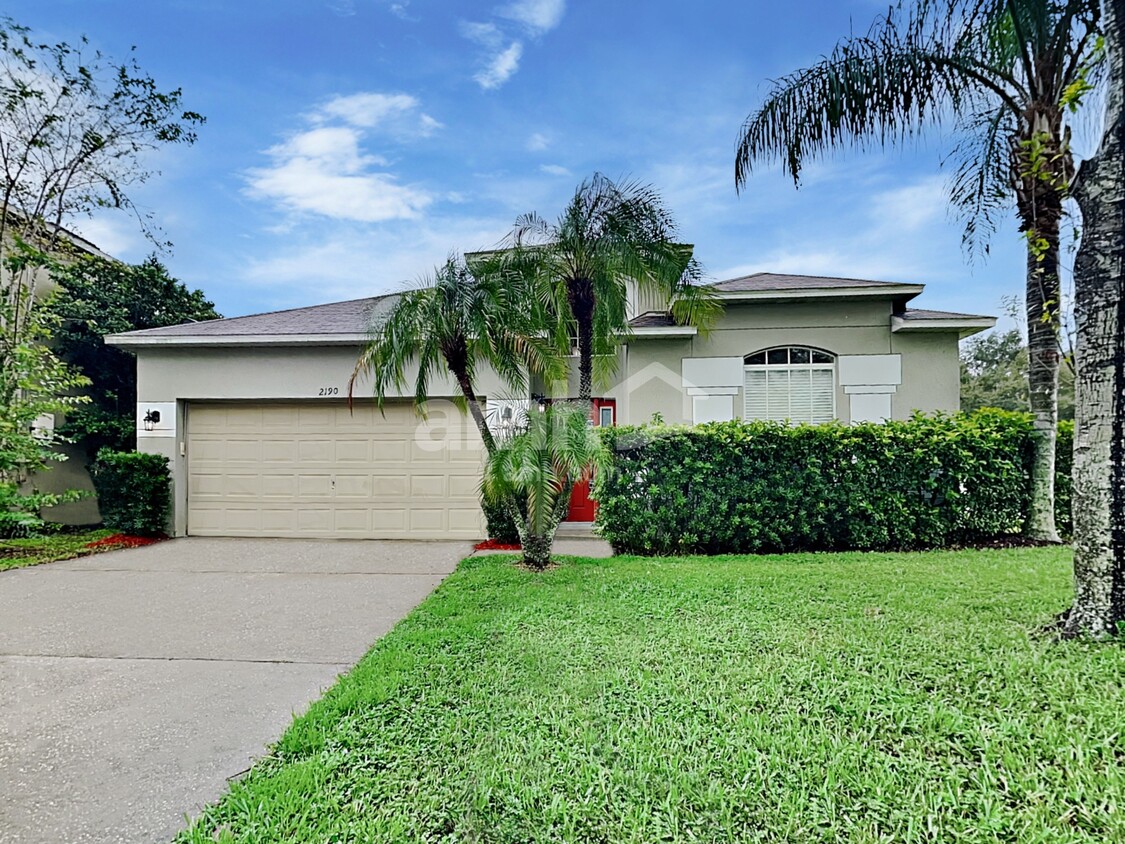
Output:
[{"xmin": 743, "ymin": 347, "xmax": 836, "ymax": 424}]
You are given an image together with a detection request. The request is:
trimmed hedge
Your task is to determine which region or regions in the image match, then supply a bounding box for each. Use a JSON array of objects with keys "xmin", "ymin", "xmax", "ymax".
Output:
[
  {"xmin": 91, "ymin": 450, "xmax": 171, "ymax": 537},
  {"xmin": 595, "ymin": 410, "xmax": 1069, "ymax": 556},
  {"xmin": 483, "ymin": 495, "xmax": 522, "ymax": 544}
]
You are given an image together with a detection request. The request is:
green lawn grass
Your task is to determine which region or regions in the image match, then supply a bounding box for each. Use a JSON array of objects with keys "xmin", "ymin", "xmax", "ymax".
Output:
[
  {"xmin": 180, "ymin": 548, "xmax": 1125, "ymax": 843},
  {"xmin": 0, "ymin": 529, "xmax": 114, "ymax": 572}
]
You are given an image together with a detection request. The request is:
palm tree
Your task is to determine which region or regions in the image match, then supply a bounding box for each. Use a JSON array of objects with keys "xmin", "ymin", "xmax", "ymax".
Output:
[
  {"xmin": 734, "ymin": 0, "xmax": 1102, "ymax": 542},
  {"xmin": 482, "ymin": 401, "xmax": 610, "ymax": 569},
  {"xmin": 348, "ymin": 255, "xmax": 561, "ymax": 455},
  {"xmin": 1066, "ymin": 0, "xmax": 1124, "ymax": 638},
  {"xmin": 505, "ymin": 173, "xmax": 720, "ymax": 404}
]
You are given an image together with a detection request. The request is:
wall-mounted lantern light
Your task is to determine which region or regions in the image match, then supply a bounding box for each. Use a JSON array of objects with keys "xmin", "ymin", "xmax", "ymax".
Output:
[{"xmin": 143, "ymin": 409, "xmax": 161, "ymax": 432}]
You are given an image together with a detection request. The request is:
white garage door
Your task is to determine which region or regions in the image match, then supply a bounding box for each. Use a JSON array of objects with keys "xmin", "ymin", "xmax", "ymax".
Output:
[{"xmin": 186, "ymin": 401, "xmax": 485, "ymax": 539}]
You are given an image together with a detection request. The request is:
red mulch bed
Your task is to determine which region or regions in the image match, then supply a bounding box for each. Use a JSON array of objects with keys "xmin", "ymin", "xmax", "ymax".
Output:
[
  {"xmin": 474, "ymin": 539, "xmax": 522, "ymax": 551},
  {"xmin": 85, "ymin": 533, "xmax": 165, "ymax": 551}
]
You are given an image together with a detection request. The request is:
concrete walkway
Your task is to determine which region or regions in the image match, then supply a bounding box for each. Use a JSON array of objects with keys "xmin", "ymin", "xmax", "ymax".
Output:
[{"xmin": 0, "ymin": 537, "xmax": 469, "ymax": 844}]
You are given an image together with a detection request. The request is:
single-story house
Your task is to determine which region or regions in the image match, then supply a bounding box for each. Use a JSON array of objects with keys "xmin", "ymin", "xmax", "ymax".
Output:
[{"xmin": 106, "ymin": 272, "xmax": 994, "ymax": 541}]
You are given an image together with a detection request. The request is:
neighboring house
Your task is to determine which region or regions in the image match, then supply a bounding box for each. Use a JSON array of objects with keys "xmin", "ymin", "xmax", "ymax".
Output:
[
  {"xmin": 107, "ymin": 272, "xmax": 994, "ymax": 542},
  {"xmin": 4, "ymin": 225, "xmax": 116, "ymax": 526}
]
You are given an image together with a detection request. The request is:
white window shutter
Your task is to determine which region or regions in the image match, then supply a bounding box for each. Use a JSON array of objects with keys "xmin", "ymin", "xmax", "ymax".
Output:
[
  {"xmin": 744, "ymin": 369, "xmax": 768, "ymax": 420},
  {"xmin": 811, "ymin": 369, "xmax": 835, "ymax": 423},
  {"xmin": 766, "ymin": 370, "xmax": 790, "ymax": 422}
]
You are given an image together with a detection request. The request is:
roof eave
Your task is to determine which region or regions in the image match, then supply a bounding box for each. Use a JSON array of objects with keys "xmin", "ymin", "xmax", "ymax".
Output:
[
  {"xmin": 105, "ymin": 333, "xmax": 371, "ymax": 348},
  {"xmin": 716, "ymin": 284, "xmax": 925, "ymax": 303},
  {"xmin": 627, "ymin": 326, "xmax": 699, "ymax": 339},
  {"xmin": 891, "ymin": 315, "xmax": 996, "ymax": 339}
]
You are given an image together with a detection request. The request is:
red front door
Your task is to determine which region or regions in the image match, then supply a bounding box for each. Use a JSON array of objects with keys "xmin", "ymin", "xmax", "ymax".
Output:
[{"xmin": 566, "ymin": 398, "xmax": 616, "ymax": 522}]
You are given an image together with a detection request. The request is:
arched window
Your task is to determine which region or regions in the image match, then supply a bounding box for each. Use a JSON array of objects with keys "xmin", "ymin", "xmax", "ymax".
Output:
[{"xmin": 743, "ymin": 346, "xmax": 836, "ymax": 424}]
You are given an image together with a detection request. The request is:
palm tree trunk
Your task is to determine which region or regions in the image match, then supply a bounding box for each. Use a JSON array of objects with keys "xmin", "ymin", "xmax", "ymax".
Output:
[
  {"xmin": 1024, "ymin": 208, "xmax": 1063, "ymax": 542},
  {"xmin": 568, "ymin": 279, "xmax": 596, "ymax": 404},
  {"xmin": 576, "ymin": 314, "xmax": 594, "ymax": 403},
  {"xmin": 1065, "ymin": 0, "xmax": 1125, "ymax": 638},
  {"xmin": 451, "ymin": 367, "xmax": 497, "ymax": 455},
  {"xmin": 521, "ymin": 533, "xmax": 553, "ymax": 570}
]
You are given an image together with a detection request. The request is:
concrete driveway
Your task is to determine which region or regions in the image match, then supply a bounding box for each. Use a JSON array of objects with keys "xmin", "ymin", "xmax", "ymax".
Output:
[{"xmin": 0, "ymin": 537, "xmax": 469, "ymax": 844}]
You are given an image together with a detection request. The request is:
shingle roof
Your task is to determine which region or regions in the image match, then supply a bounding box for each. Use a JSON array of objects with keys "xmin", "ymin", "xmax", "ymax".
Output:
[
  {"xmin": 711, "ymin": 272, "xmax": 916, "ymax": 292},
  {"xmin": 114, "ymin": 294, "xmax": 400, "ymax": 338},
  {"xmin": 896, "ymin": 307, "xmax": 994, "ymax": 321},
  {"xmin": 628, "ymin": 311, "xmax": 676, "ymax": 328}
]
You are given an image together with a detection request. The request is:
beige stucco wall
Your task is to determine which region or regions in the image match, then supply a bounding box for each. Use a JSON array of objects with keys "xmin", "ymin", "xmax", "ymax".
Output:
[
  {"xmin": 611, "ymin": 299, "xmax": 962, "ymax": 425},
  {"xmin": 890, "ymin": 331, "xmax": 962, "ymax": 418},
  {"xmin": 29, "ymin": 441, "xmax": 101, "ymax": 525}
]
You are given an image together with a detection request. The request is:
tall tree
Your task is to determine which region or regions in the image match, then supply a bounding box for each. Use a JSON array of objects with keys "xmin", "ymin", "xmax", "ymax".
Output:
[
  {"xmin": 0, "ymin": 17, "xmax": 203, "ymax": 289},
  {"xmin": 0, "ymin": 17, "xmax": 202, "ymax": 505},
  {"xmin": 52, "ymin": 255, "xmax": 220, "ymax": 456},
  {"xmin": 505, "ymin": 173, "xmax": 720, "ymax": 404},
  {"xmin": 1066, "ymin": 0, "xmax": 1125, "ymax": 638},
  {"xmin": 961, "ymin": 327, "xmax": 1075, "ymax": 417},
  {"xmin": 348, "ymin": 255, "xmax": 561, "ymax": 455},
  {"xmin": 734, "ymin": 0, "xmax": 1101, "ymax": 542}
]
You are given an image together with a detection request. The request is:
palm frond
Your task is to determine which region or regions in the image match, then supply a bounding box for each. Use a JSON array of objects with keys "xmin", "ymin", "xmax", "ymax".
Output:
[{"xmin": 735, "ymin": 1, "xmax": 1027, "ymax": 188}]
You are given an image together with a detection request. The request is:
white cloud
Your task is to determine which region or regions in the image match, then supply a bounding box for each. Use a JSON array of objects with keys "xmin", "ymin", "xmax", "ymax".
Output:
[
  {"xmin": 312, "ymin": 92, "xmax": 441, "ymax": 135},
  {"xmin": 460, "ymin": 21, "xmax": 503, "ymax": 47},
  {"xmin": 497, "ymin": 0, "xmax": 566, "ymax": 34},
  {"xmin": 526, "ymin": 132, "xmax": 551, "ymax": 151},
  {"xmin": 460, "ymin": 1, "xmax": 564, "ymax": 89},
  {"xmin": 246, "ymin": 99, "xmax": 437, "ymax": 223},
  {"xmin": 474, "ymin": 41, "xmax": 523, "ymax": 90},
  {"xmin": 868, "ymin": 176, "xmax": 946, "ymax": 233},
  {"xmin": 386, "ymin": 1, "xmax": 414, "ymax": 21},
  {"xmin": 539, "ymin": 163, "xmax": 570, "ymax": 176},
  {"xmin": 712, "ymin": 176, "xmax": 963, "ymax": 285},
  {"xmin": 67, "ymin": 214, "xmax": 145, "ymax": 260},
  {"xmin": 241, "ymin": 216, "xmax": 513, "ymax": 306}
]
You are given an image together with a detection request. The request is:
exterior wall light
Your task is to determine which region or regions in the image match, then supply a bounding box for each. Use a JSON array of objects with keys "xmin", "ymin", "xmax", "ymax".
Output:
[{"xmin": 143, "ymin": 409, "xmax": 161, "ymax": 432}]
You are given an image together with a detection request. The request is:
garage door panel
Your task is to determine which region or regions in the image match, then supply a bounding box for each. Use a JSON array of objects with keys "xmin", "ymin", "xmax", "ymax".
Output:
[
  {"xmin": 334, "ymin": 474, "xmax": 373, "ymax": 498},
  {"xmin": 375, "ymin": 440, "xmax": 408, "ymax": 462},
  {"xmin": 408, "ymin": 509, "xmax": 445, "ymax": 532},
  {"xmin": 335, "ymin": 439, "xmax": 372, "ymax": 462},
  {"xmin": 188, "ymin": 401, "xmax": 484, "ymax": 539},
  {"xmin": 262, "ymin": 440, "xmax": 298, "ymax": 462},
  {"xmin": 410, "ymin": 475, "xmax": 446, "ymax": 498},
  {"xmin": 298, "ymin": 440, "xmax": 333, "ymax": 463},
  {"xmin": 449, "ymin": 475, "xmax": 481, "ymax": 497}
]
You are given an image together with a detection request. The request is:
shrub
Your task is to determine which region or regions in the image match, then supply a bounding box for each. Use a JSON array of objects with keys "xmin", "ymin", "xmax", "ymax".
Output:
[
  {"xmin": 483, "ymin": 495, "xmax": 522, "ymax": 544},
  {"xmin": 594, "ymin": 410, "xmax": 1049, "ymax": 556},
  {"xmin": 91, "ymin": 450, "xmax": 171, "ymax": 537}
]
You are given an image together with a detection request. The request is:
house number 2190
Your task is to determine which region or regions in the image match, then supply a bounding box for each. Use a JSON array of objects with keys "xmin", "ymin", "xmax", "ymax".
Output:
[{"xmin": 318, "ymin": 387, "xmax": 339, "ymax": 396}]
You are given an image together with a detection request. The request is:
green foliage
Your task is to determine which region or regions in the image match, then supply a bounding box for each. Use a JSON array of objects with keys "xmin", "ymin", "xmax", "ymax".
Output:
[
  {"xmin": 483, "ymin": 402, "xmax": 609, "ymax": 567},
  {"xmin": 594, "ymin": 411, "xmax": 1073, "ymax": 556},
  {"xmin": 503, "ymin": 173, "xmax": 720, "ymax": 398},
  {"xmin": 350, "ymin": 256, "xmax": 562, "ymax": 449},
  {"xmin": 482, "ymin": 494, "xmax": 522, "ymax": 544},
  {"xmin": 0, "ymin": 247, "xmax": 91, "ymax": 534},
  {"xmin": 0, "ymin": 528, "xmax": 113, "ymax": 571},
  {"xmin": 734, "ymin": 0, "xmax": 1100, "ymax": 256},
  {"xmin": 178, "ymin": 547, "xmax": 1125, "ymax": 844},
  {"xmin": 52, "ymin": 255, "xmax": 219, "ymax": 455},
  {"xmin": 90, "ymin": 450, "xmax": 170, "ymax": 537},
  {"xmin": 960, "ymin": 328, "xmax": 1074, "ymax": 419}
]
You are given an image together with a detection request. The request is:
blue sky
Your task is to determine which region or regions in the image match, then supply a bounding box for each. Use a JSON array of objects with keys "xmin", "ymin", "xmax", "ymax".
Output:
[{"xmin": 9, "ymin": 0, "xmax": 1032, "ymax": 323}]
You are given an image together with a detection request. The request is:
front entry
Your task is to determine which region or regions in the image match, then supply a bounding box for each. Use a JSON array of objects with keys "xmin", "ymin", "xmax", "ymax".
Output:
[{"xmin": 566, "ymin": 398, "xmax": 616, "ymax": 522}]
